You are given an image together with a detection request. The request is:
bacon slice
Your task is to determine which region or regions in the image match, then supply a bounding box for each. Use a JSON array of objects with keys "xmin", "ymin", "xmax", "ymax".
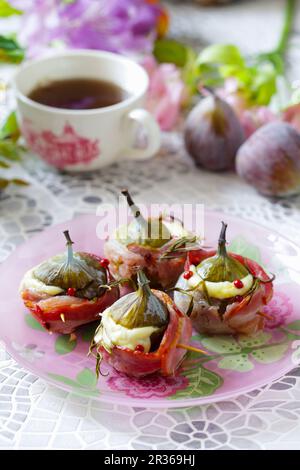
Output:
[
  {"xmin": 22, "ymin": 287, "xmax": 119, "ymax": 334},
  {"xmin": 99, "ymin": 290, "xmax": 192, "ymax": 378},
  {"xmin": 104, "ymin": 239, "xmax": 186, "ymax": 289},
  {"xmin": 174, "ymin": 249, "xmax": 273, "ymax": 336},
  {"xmin": 20, "ymin": 253, "xmax": 119, "ymax": 334}
]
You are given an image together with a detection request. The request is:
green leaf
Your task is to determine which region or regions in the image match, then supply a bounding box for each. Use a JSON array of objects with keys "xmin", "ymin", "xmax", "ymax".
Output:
[
  {"xmin": 55, "ymin": 335, "xmax": 77, "ymax": 355},
  {"xmin": 25, "ymin": 314, "xmax": 45, "ymax": 332},
  {"xmin": 197, "ymin": 44, "xmax": 244, "ymax": 67},
  {"xmin": 228, "ymin": 236, "xmax": 262, "ymax": 264},
  {"xmin": 10, "ymin": 178, "xmax": 29, "ymax": 186},
  {"xmin": 0, "ymin": 178, "xmax": 9, "ymax": 189},
  {"xmin": 218, "ymin": 354, "xmax": 253, "ymax": 372},
  {"xmin": 201, "ymin": 335, "xmax": 241, "ymax": 354},
  {"xmin": 76, "ymin": 368, "xmax": 97, "ymax": 388},
  {"xmin": 249, "ymin": 64, "xmax": 277, "ymax": 106},
  {"xmin": 0, "ymin": 177, "xmax": 29, "ymax": 189},
  {"xmin": 153, "ymin": 39, "xmax": 189, "ymax": 67},
  {"xmin": 0, "ymin": 0, "xmax": 22, "ymax": 17},
  {"xmin": 0, "ymin": 35, "xmax": 25, "ymax": 64},
  {"xmin": 0, "ymin": 112, "xmax": 20, "ymax": 141},
  {"xmin": 0, "ymin": 159, "xmax": 10, "ymax": 168},
  {"xmin": 252, "ymin": 343, "xmax": 289, "ymax": 364},
  {"xmin": 172, "ymin": 366, "xmax": 223, "ymax": 399},
  {"xmin": 0, "ymin": 140, "xmax": 22, "ymax": 160},
  {"xmin": 285, "ymin": 320, "xmax": 300, "ymax": 331}
]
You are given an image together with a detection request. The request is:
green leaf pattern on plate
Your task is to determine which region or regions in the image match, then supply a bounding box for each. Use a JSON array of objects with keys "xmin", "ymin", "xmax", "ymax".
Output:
[
  {"xmin": 199, "ymin": 331, "xmax": 290, "ymax": 372},
  {"xmin": 25, "ymin": 314, "xmax": 45, "ymax": 331},
  {"xmin": 238, "ymin": 332, "xmax": 272, "ymax": 348},
  {"xmin": 228, "ymin": 235, "xmax": 262, "ymax": 264},
  {"xmin": 251, "ymin": 343, "xmax": 289, "ymax": 364},
  {"xmin": 55, "ymin": 335, "xmax": 77, "ymax": 355},
  {"xmin": 285, "ymin": 320, "xmax": 300, "ymax": 331},
  {"xmin": 76, "ymin": 368, "xmax": 98, "ymax": 388},
  {"xmin": 218, "ymin": 354, "xmax": 253, "ymax": 372},
  {"xmin": 201, "ymin": 336, "xmax": 241, "ymax": 354},
  {"xmin": 48, "ymin": 368, "xmax": 99, "ymax": 397},
  {"xmin": 172, "ymin": 366, "xmax": 223, "ymax": 399},
  {"xmin": 80, "ymin": 322, "xmax": 98, "ymax": 342}
]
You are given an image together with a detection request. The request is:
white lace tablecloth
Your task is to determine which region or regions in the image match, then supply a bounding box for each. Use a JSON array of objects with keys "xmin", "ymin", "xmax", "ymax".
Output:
[{"xmin": 1, "ymin": 0, "xmax": 300, "ymax": 450}]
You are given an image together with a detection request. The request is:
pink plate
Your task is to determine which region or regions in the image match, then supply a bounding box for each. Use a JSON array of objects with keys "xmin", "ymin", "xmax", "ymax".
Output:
[{"xmin": 1, "ymin": 211, "xmax": 300, "ymax": 408}]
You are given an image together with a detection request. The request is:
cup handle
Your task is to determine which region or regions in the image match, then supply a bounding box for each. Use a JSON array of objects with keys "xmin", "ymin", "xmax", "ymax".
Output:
[{"xmin": 122, "ymin": 108, "xmax": 161, "ymax": 160}]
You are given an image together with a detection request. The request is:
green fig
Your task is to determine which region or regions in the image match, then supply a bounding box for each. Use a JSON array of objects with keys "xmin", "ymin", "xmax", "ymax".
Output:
[
  {"xmin": 119, "ymin": 190, "xmax": 173, "ymax": 248},
  {"xmin": 197, "ymin": 222, "xmax": 249, "ymax": 282},
  {"xmin": 111, "ymin": 270, "xmax": 169, "ymax": 330},
  {"xmin": 34, "ymin": 231, "xmax": 107, "ymax": 299}
]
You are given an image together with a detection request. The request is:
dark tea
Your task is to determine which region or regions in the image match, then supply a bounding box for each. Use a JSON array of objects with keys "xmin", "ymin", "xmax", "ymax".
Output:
[{"xmin": 28, "ymin": 78, "xmax": 128, "ymax": 110}]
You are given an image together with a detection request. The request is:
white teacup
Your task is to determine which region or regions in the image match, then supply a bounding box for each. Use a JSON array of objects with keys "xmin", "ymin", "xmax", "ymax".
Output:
[{"xmin": 13, "ymin": 50, "xmax": 161, "ymax": 171}]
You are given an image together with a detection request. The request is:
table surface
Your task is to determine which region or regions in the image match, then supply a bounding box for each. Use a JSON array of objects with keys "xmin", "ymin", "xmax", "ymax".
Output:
[{"xmin": 1, "ymin": 0, "xmax": 300, "ymax": 450}]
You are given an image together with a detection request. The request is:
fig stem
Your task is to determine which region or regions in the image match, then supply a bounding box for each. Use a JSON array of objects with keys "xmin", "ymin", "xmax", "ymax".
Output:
[
  {"xmin": 217, "ymin": 221, "xmax": 228, "ymax": 257},
  {"xmin": 177, "ymin": 344, "xmax": 208, "ymax": 355},
  {"xmin": 199, "ymin": 85, "xmax": 215, "ymax": 97},
  {"xmin": 121, "ymin": 189, "xmax": 148, "ymax": 231},
  {"xmin": 63, "ymin": 230, "xmax": 74, "ymax": 264},
  {"xmin": 137, "ymin": 269, "xmax": 152, "ymax": 296}
]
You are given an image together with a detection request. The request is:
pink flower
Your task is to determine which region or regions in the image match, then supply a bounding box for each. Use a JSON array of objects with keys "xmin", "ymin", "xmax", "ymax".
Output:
[
  {"xmin": 142, "ymin": 56, "xmax": 187, "ymax": 131},
  {"xmin": 108, "ymin": 371, "xmax": 188, "ymax": 398},
  {"xmin": 238, "ymin": 107, "xmax": 278, "ymax": 138},
  {"xmin": 13, "ymin": 0, "xmax": 163, "ymax": 58},
  {"xmin": 282, "ymin": 103, "xmax": 300, "ymax": 133},
  {"xmin": 263, "ymin": 291, "xmax": 293, "ymax": 329},
  {"xmin": 217, "ymin": 78, "xmax": 247, "ymax": 115},
  {"xmin": 217, "ymin": 78, "xmax": 278, "ymax": 137}
]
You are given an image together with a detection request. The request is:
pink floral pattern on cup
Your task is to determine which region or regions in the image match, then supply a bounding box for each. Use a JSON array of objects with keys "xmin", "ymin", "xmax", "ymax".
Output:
[
  {"xmin": 263, "ymin": 291, "xmax": 293, "ymax": 329},
  {"xmin": 22, "ymin": 120, "xmax": 100, "ymax": 168},
  {"xmin": 108, "ymin": 371, "xmax": 189, "ymax": 398}
]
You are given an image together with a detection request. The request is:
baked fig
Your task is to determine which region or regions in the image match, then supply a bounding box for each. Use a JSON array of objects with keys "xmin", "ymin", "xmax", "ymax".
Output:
[
  {"xmin": 236, "ymin": 122, "xmax": 300, "ymax": 197},
  {"xmin": 184, "ymin": 93, "xmax": 245, "ymax": 171}
]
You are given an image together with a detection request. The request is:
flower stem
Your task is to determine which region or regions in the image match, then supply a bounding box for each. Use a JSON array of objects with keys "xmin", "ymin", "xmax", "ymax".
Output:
[{"xmin": 275, "ymin": 0, "xmax": 296, "ymax": 56}]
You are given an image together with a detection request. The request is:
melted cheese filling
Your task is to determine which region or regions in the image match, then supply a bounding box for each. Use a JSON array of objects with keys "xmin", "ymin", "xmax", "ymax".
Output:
[
  {"xmin": 20, "ymin": 267, "xmax": 64, "ymax": 296},
  {"xmin": 96, "ymin": 310, "xmax": 159, "ymax": 352},
  {"xmin": 186, "ymin": 265, "xmax": 253, "ymax": 299}
]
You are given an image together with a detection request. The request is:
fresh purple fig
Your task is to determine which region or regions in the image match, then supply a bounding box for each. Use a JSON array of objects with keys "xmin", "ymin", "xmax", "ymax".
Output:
[
  {"xmin": 184, "ymin": 93, "xmax": 245, "ymax": 171},
  {"xmin": 236, "ymin": 122, "xmax": 300, "ymax": 197}
]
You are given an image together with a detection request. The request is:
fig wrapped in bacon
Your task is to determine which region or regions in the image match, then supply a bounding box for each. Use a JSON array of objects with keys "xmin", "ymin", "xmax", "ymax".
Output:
[
  {"xmin": 90, "ymin": 270, "xmax": 195, "ymax": 378},
  {"xmin": 104, "ymin": 190, "xmax": 198, "ymax": 290},
  {"xmin": 174, "ymin": 222, "xmax": 274, "ymax": 335},
  {"xmin": 20, "ymin": 231, "xmax": 119, "ymax": 334}
]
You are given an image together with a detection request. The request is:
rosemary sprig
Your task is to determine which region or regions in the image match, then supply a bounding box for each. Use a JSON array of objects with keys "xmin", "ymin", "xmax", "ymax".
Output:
[
  {"xmin": 98, "ymin": 277, "xmax": 135, "ymax": 291},
  {"xmin": 160, "ymin": 235, "xmax": 200, "ymax": 260}
]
